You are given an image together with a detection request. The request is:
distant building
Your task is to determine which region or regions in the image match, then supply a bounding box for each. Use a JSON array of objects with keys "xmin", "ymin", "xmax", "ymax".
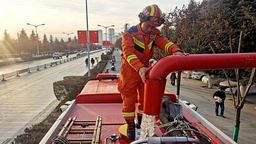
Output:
[
  {"xmin": 108, "ymin": 28, "xmax": 115, "ymax": 44},
  {"xmin": 98, "ymin": 30, "xmax": 103, "ymax": 46}
]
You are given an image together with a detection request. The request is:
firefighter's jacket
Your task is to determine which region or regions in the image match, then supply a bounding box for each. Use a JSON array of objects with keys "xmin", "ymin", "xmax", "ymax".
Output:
[
  {"xmin": 118, "ymin": 23, "xmax": 180, "ymax": 94},
  {"xmin": 118, "ymin": 24, "xmax": 181, "ymax": 119}
]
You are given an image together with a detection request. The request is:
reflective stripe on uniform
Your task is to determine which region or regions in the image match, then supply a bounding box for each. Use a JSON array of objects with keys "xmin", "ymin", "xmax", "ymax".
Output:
[
  {"xmin": 138, "ymin": 110, "xmax": 143, "ymax": 115},
  {"xmin": 148, "ymin": 35, "xmax": 156, "ymax": 50},
  {"xmin": 127, "ymin": 54, "xmax": 138, "ymax": 63},
  {"xmin": 122, "ymin": 112, "xmax": 135, "ymax": 118},
  {"xmin": 165, "ymin": 42, "xmax": 174, "ymax": 53},
  {"xmin": 133, "ymin": 37, "xmax": 145, "ymax": 53}
]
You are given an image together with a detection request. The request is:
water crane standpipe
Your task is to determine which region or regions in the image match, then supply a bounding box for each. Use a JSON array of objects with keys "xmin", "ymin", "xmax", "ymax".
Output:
[{"xmin": 144, "ymin": 53, "xmax": 256, "ymax": 115}]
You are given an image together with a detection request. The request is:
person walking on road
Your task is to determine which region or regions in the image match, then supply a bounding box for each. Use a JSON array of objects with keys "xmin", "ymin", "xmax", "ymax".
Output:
[
  {"xmin": 170, "ymin": 72, "xmax": 177, "ymax": 86},
  {"xmin": 213, "ymin": 86, "xmax": 226, "ymax": 117},
  {"xmin": 85, "ymin": 58, "xmax": 88, "ymax": 66},
  {"xmin": 91, "ymin": 58, "xmax": 95, "ymax": 66},
  {"xmin": 117, "ymin": 4, "xmax": 188, "ymax": 140}
]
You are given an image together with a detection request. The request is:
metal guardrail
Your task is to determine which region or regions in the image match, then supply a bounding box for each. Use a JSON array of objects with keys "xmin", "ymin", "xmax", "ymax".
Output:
[{"xmin": 0, "ymin": 53, "xmax": 88, "ymax": 81}]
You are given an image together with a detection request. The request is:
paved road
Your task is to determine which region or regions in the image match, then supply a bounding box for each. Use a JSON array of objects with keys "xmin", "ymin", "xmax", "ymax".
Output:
[
  {"xmin": 0, "ymin": 50, "xmax": 104, "ymax": 143},
  {"xmin": 104, "ymin": 49, "xmax": 122, "ymax": 74},
  {"xmin": 0, "ymin": 53, "xmax": 77, "ymax": 74},
  {"xmin": 165, "ymin": 73, "xmax": 256, "ymax": 144}
]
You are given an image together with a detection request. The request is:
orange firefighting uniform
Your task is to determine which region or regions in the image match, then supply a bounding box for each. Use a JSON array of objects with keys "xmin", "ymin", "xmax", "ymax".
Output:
[{"xmin": 118, "ymin": 24, "xmax": 181, "ymax": 120}]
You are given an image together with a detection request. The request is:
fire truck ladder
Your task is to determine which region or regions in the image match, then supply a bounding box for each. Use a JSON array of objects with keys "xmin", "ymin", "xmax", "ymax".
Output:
[{"xmin": 52, "ymin": 116, "xmax": 102, "ymax": 144}]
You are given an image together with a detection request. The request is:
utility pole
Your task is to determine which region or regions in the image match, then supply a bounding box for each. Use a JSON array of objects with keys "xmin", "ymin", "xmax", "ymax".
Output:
[
  {"xmin": 27, "ymin": 23, "xmax": 45, "ymax": 55},
  {"xmin": 63, "ymin": 32, "xmax": 74, "ymax": 53},
  {"xmin": 97, "ymin": 24, "xmax": 115, "ymax": 53}
]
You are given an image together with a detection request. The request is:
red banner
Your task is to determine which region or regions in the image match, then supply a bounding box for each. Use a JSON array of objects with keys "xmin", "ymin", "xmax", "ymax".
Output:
[
  {"xmin": 103, "ymin": 41, "xmax": 114, "ymax": 46},
  {"xmin": 77, "ymin": 30, "xmax": 99, "ymax": 43},
  {"xmin": 33, "ymin": 41, "xmax": 41, "ymax": 46},
  {"xmin": 103, "ymin": 41, "xmax": 110, "ymax": 46},
  {"xmin": 66, "ymin": 43, "xmax": 72, "ymax": 46}
]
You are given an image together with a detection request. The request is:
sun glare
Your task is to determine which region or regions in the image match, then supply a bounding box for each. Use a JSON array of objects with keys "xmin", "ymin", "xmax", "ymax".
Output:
[{"xmin": 0, "ymin": 7, "xmax": 5, "ymax": 21}]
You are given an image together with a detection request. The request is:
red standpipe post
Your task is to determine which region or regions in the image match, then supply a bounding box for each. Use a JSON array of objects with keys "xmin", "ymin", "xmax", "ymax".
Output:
[{"xmin": 144, "ymin": 79, "xmax": 166, "ymax": 115}]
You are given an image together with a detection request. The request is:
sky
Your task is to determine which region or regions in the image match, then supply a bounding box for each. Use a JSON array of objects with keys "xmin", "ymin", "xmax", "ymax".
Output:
[{"xmin": 0, "ymin": 0, "xmax": 202, "ymax": 41}]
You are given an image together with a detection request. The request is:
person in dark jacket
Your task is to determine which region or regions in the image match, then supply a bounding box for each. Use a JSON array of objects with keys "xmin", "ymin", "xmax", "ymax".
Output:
[
  {"xmin": 170, "ymin": 72, "xmax": 177, "ymax": 86},
  {"xmin": 213, "ymin": 86, "xmax": 226, "ymax": 117},
  {"xmin": 85, "ymin": 58, "xmax": 88, "ymax": 66},
  {"xmin": 91, "ymin": 58, "xmax": 95, "ymax": 66}
]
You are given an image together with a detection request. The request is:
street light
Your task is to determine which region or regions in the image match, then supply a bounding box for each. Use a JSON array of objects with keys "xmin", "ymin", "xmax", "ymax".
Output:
[
  {"xmin": 97, "ymin": 24, "xmax": 114, "ymax": 53},
  {"xmin": 63, "ymin": 32, "xmax": 74, "ymax": 53},
  {"xmin": 26, "ymin": 23, "xmax": 45, "ymax": 55}
]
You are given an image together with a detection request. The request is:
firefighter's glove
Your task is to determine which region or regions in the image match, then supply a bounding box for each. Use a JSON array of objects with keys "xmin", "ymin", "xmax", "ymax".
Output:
[
  {"xmin": 138, "ymin": 67, "xmax": 149, "ymax": 83},
  {"xmin": 173, "ymin": 51, "xmax": 189, "ymax": 56}
]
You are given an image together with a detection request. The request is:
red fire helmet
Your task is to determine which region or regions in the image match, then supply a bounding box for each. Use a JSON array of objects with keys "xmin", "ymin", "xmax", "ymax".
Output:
[{"xmin": 138, "ymin": 4, "xmax": 165, "ymax": 27}]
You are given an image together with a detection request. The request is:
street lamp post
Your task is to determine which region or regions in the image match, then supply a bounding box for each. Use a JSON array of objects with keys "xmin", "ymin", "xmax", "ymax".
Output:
[
  {"xmin": 27, "ymin": 23, "xmax": 45, "ymax": 55},
  {"xmin": 97, "ymin": 24, "xmax": 114, "ymax": 53},
  {"xmin": 63, "ymin": 32, "xmax": 74, "ymax": 53}
]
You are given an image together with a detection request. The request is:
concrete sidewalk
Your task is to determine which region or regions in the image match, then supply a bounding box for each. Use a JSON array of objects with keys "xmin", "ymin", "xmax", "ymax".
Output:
[{"xmin": 166, "ymin": 73, "xmax": 256, "ymax": 144}]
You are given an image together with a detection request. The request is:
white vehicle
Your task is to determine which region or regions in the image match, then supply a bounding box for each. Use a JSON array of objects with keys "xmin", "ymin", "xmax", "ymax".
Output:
[
  {"xmin": 52, "ymin": 52, "xmax": 62, "ymax": 59},
  {"xmin": 191, "ymin": 71, "xmax": 206, "ymax": 80},
  {"xmin": 183, "ymin": 71, "xmax": 192, "ymax": 78},
  {"xmin": 76, "ymin": 52, "xmax": 82, "ymax": 56},
  {"xmin": 219, "ymin": 80, "xmax": 256, "ymax": 94},
  {"xmin": 201, "ymin": 75, "xmax": 225, "ymax": 86}
]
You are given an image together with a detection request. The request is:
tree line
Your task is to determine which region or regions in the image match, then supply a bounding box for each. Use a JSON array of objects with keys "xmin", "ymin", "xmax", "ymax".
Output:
[
  {"xmin": 0, "ymin": 29, "xmax": 99, "ymax": 56},
  {"xmin": 153, "ymin": 0, "xmax": 255, "ymax": 78},
  {"xmin": 115, "ymin": 0, "xmax": 255, "ymax": 61},
  {"xmin": 155, "ymin": 0, "xmax": 256, "ymax": 56}
]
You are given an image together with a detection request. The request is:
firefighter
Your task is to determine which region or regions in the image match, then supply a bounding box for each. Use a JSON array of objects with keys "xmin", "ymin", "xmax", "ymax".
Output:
[{"xmin": 117, "ymin": 4, "xmax": 188, "ymax": 140}]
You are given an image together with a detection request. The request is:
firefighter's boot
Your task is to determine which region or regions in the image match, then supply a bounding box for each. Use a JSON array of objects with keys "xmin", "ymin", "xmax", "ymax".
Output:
[
  {"xmin": 135, "ymin": 115, "xmax": 142, "ymax": 129},
  {"xmin": 125, "ymin": 119, "xmax": 135, "ymax": 140}
]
